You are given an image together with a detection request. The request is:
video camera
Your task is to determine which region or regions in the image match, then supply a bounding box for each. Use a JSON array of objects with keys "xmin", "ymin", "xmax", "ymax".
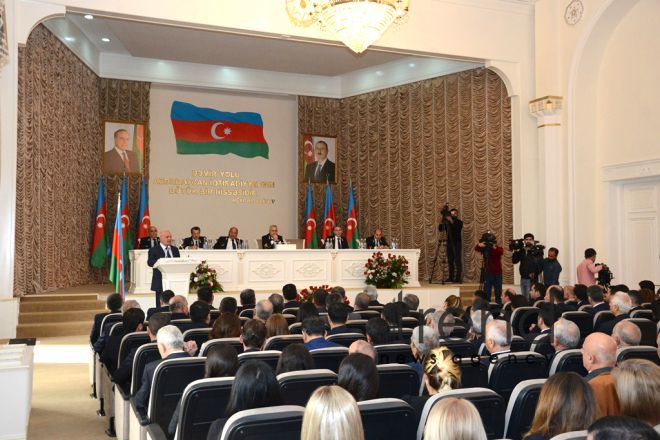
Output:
[
  {"xmin": 596, "ymin": 263, "xmax": 614, "ymax": 288},
  {"xmin": 509, "ymin": 238, "xmax": 545, "ymax": 258},
  {"xmin": 478, "ymin": 230, "xmax": 497, "ymax": 255},
  {"xmin": 440, "ymin": 202, "xmax": 452, "ymax": 218}
]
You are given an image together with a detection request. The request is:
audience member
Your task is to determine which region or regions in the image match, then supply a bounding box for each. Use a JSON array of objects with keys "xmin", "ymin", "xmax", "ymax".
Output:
[
  {"xmin": 301, "ymin": 386, "xmax": 364, "ymax": 440},
  {"xmin": 208, "ymin": 312, "xmax": 241, "ymax": 340},
  {"xmin": 501, "ymin": 289, "xmax": 516, "ymax": 308},
  {"xmin": 423, "ymin": 398, "xmax": 487, "ymax": 440},
  {"xmin": 530, "ymin": 282, "xmax": 547, "ymax": 302},
  {"xmin": 145, "ymin": 290, "xmax": 174, "ymax": 321},
  {"xmin": 313, "ymin": 289, "xmax": 329, "ymax": 313},
  {"xmin": 409, "ymin": 326, "xmax": 439, "ymax": 383},
  {"xmin": 364, "ymin": 285, "xmax": 382, "ymax": 306},
  {"xmin": 275, "ymin": 343, "xmax": 314, "ymax": 376},
  {"xmin": 348, "ymin": 340, "xmax": 377, "ymax": 361},
  {"xmin": 91, "ymin": 293, "xmax": 124, "ymax": 344},
  {"xmin": 325, "ymin": 292, "xmax": 359, "ymax": 321},
  {"xmin": 237, "ymin": 289, "xmax": 256, "ymax": 315},
  {"xmin": 93, "ymin": 299, "xmax": 141, "ymax": 354},
  {"xmin": 574, "ymin": 284, "xmax": 589, "ymax": 308},
  {"xmin": 189, "ymin": 300, "xmax": 211, "ymax": 328},
  {"xmin": 509, "ymin": 295, "xmax": 530, "ymax": 314},
  {"xmin": 219, "ymin": 297, "xmax": 238, "ymax": 315},
  {"xmin": 206, "ymin": 360, "xmax": 285, "ymax": 439},
  {"xmin": 169, "ymin": 295, "xmax": 189, "ymax": 320},
  {"xmin": 530, "ymin": 302, "xmax": 562, "ymax": 334},
  {"xmin": 330, "ymin": 286, "xmax": 353, "ymax": 312},
  {"xmin": 337, "ymin": 353, "xmax": 379, "ymax": 401},
  {"xmin": 255, "ymin": 299, "xmax": 274, "ymax": 323},
  {"xmin": 353, "ymin": 293, "xmax": 371, "ymax": 312},
  {"xmin": 628, "ymin": 290, "xmax": 644, "ymax": 313},
  {"xmin": 586, "ymin": 285, "xmax": 609, "ymax": 316},
  {"xmin": 469, "ymin": 300, "xmax": 494, "ymax": 351},
  {"xmin": 196, "ymin": 287, "xmax": 216, "ymax": 309},
  {"xmin": 463, "ymin": 290, "xmax": 488, "ymax": 320},
  {"xmin": 550, "ymin": 318, "xmax": 580, "ymax": 364},
  {"xmin": 268, "ymin": 293, "xmax": 284, "ymax": 314},
  {"xmin": 426, "ymin": 308, "xmax": 455, "ymax": 338},
  {"xmin": 442, "ymin": 294, "xmax": 462, "ymax": 313},
  {"xmin": 240, "ymin": 319, "xmax": 267, "ymax": 352},
  {"xmin": 582, "ymin": 332, "xmax": 620, "ymax": 416},
  {"xmin": 381, "ymin": 303, "xmax": 400, "ymax": 327},
  {"xmin": 327, "ymin": 303, "xmax": 360, "ymax": 335},
  {"xmin": 302, "ymin": 317, "xmax": 343, "ymax": 349},
  {"xmin": 100, "ymin": 307, "xmax": 145, "ymax": 373},
  {"xmin": 640, "ymin": 288, "xmax": 656, "ymax": 305},
  {"xmin": 606, "ymin": 284, "xmax": 630, "ymax": 304},
  {"xmin": 523, "ymin": 372, "xmax": 598, "ymax": 440},
  {"xmin": 652, "ymin": 300, "xmax": 660, "ymax": 323},
  {"xmin": 639, "ymin": 280, "xmax": 656, "ymax": 293},
  {"xmin": 403, "ymin": 293, "xmax": 420, "ymax": 312},
  {"xmin": 365, "ymin": 317, "xmax": 390, "ymax": 345},
  {"xmin": 297, "ymin": 303, "xmax": 320, "ymax": 323},
  {"xmin": 548, "ymin": 286, "xmax": 576, "ymax": 312},
  {"xmin": 563, "ymin": 285, "xmax": 576, "ymax": 302},
  {"xmin": 265, "ymin": 313, "xmax": 290, "ymax": 337},
  {"xmin": 612, "ymin": 359, "xmax": 660, "ymax": 428},
  {"xmin": 612, "ymin": 321, "xmax": 641, "ymax": 348},
  {"xmin": 587, "ymin": 416, "xmax": 660, "ymax": 440},
  {"xmin": 282, "ymin": 283, "xmax": 301, "ymax": 309},
  {"xmin": 598, "ymin": 292, "xmax": 631, "ymax": 335},
  {"xmin": 483, "ymin": 320, "xmax": 511, "ymax": 357}
]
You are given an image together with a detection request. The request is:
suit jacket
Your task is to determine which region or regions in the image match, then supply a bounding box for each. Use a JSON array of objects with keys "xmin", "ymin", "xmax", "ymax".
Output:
[
  {"xmin": 326, "ymin": 235, "xmax": 349, "ymax": 249},
  {"xmin": 170, "ymin": 312, "xmax": 190, "ymax": 321},
  {"xmin": 113, "ymin": 346, "xmax": 138, "ymax": 386},
  {"xmin": 182, "ymin": 236, "xmax": 208, "ymax": 249},
  {"xmin": 586, "ymin": 302, "xmax": 609, "ymax": 316},
  {"xmin": 100, "ymin": 331, "xmax": 126, "ymax": 373},
  {"xmin": 584, "ymin": 366, "xmax": 613, "ymax": 382},
  {"xmin": 597, "ymin": 313, "xmax": 629, "ymax": 335},
  {"xmin": 283, "ymin": 300, "xmax": 301, "ymax": 309},
  {"xmin": 135, "ymin": 351, "xmax": 190, "ymax": 408},
  {"xmin": 470, "ymin": 336, "xmax": 484, "ymax": 352},
  {"xmin": 326, "ymin": 325, "xmax": 363, "ymax": 336},
  {"xmin": 213, "ymin": 236, "xmax": 240, "ymax": 250},
  {"xmin": 366, "ymin": 235, "xmax": 389, "ymax": 249},
  {"xmin": 262, "ymin": 234, "xmax": 284, "ymax": 249},
  {"xmin": 304, "ymin": 160, "xmax": 336, "ymax": 182},
  {"xmin": 104, "ymin": 148, "xmax": 140, "ymax": 174},
  {"xmin": 139, "ymin": 236, "xmax": 160, "ymax": 250},
  {"xmin": 90, "ymin": 311, "xmax": 120, "ymax": 344},
  {"xmin": 147, "ymin": 245, "xmax": 181, "ymax": 292},
  {"xmin": 236, "ymin": 305, "xmax": 255, "ymax": 316},
  {"xmin": 146, "ymin": 306, "xmax": 169, "ymax": 321},
  {"xmin": 304, "ymin": 337, "xmax": 344, "ymax": 350},
  {"xmin": 558, "ymin": 303, "xmax": 577, "ymax": 313},
  {"xmin": 369, "ymin": 300, "xmax": 383, "ymax": 307},
  {"xmin": 589, "ymin": 372, "xmax": 620, "ymax": 416}
]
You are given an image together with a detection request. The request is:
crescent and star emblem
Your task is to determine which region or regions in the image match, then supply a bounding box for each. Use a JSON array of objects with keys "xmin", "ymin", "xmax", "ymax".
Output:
[
  {"xmin": 347, "ymin": 218, "xmax": 357, "ymax": 231},
  {"xmin": 96, "ymin": 213, "xmax": 106, "ymax": 229},
  {"xmin": 211, "ymin": 122, "xmax": 225, "ymax": 140},
  {"xmin": 306, "ymin": 218, "xmax": 316, "ymax": 231}
]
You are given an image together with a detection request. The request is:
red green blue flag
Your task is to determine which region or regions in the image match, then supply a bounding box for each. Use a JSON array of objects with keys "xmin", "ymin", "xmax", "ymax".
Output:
[
  {"xmin": 136, "ymin": 178, "xmax": 150, "ymax": 248},
  {"xmin": 170, "ymin": 101, "xmax": 269, "ymax": 159},
  {"xmin": 346, "ymin": 183, "xmax": 360, "ymax": 249},
  {"xmin": 132, "ymin": 124, "xmax": 145, "ymax": 171},
  {"xmin": 90, "ymin": 175, "xmax": 109, "ymax": 269},
  {"xmin": 322, "ymin": 182, "xmax": 335, "ymax": 243},
  {"xmin": 304, "ymin": 184, "xmax": 319, "ymax": 249},
  {"xmin": 109, "ymin": 186, "xmax": 125, "ymax": 297}
]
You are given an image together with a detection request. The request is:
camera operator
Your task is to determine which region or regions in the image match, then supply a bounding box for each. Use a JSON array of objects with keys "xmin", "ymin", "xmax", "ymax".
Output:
[
  {"xmin": 474, "ymin": 232, "xmax": 504, "ymax": 304},
  {"xmin": 577, "ymin": 248, "xmax": 607, "ymax": 287},
  {"xmin": 438, "ymin": 208, "xmax": 463, "ymax": 283},
  {"xmin": 541, "ymin": 247, "xmax": 562, "ymax": 287},
  {"xmin": 511, "ymin": 233, "xmax": 539, "ymax": 300}
]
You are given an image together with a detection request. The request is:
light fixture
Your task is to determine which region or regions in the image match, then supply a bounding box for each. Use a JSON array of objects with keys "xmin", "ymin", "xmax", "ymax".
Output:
[
  {"xmin": 64, "ymin": 37, "xmax": 74, "ymax": 41},
  {"xmin": 84, "ymin": 14, "xmax": 94, "ymax": 19},
  {"xmin": 101, "ymin": 38, "xmax": 110, "ymax": 42},
  {"xmin": 286, "ymin": 0, "xmax": 410, "ymax": 54}
]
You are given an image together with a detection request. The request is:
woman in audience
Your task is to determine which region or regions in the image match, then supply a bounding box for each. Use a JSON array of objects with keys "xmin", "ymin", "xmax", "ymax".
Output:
[
  {"xmin": 206, "ymin": 360, "xmax": 285, "ymax": 440},
  {"xmin": 337, "ymin": 353, "xmax": 379, "ymax": 402},
  {"xmin": 297, "ymin": 303, "xmax": 320, "ymax": 322},
  {"xmin": 301, "ymin": 385, "xmax": 364, "ymax": 440},
  {"xmin": 423, "ymin": 398, "xmax": 487, "ymax": 440},
  {"xmin": 523, "ymin": 372, "xmax": 598, "ymax": 440},
  {"xmin": 208, "ymin": 312, "xmax": 241, "ymax": 340},
  {"xmin": 265, "ymin": 313, "xmax": 290, "ymax": 338},
  {"xmin": 442, "ymin": 294, "xmax": 462, "ymax": 312},
  {"xmin": 275, "ymin": 343, "xmax": 314, "ymax": 376},
  {"xmin": 612, "ymin": 359, "xmax": 660, "ymax": 427},
  {"xmin": 640, "ymin": 288, "xmax": 655, "ymax": 305},
  {"xmin": 169, "ymin": 343, "xmax": 239, "ymax": 436}
]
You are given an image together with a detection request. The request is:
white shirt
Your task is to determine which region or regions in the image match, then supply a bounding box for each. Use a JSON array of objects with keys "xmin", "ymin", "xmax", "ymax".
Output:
[{"xmin": 160, "ymin": 243, "xmax": 172, "ymax": 257}]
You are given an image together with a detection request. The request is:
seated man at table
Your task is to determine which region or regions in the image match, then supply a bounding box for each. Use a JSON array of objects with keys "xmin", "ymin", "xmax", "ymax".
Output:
[
  {"xmin": 139, "ymin": 226, "xmax": 160, "ymax": 249},
  {"xmin": 366, "ymin": 228, "xmax": 389, "ymax": 249},
  {"xmin": 181, "ymin": 226, "xmax": 207, "ymax": 249},
  {"xmin": 262, "ymin": 225, "xmax": 284, "ymax": 249},
  {"xmin": 214, "ymin": 226, "xmax": 240, "ymax": 250},
  {"xmin": 326, "ymin": 226, "xmax": 348, "ymax": 249}
]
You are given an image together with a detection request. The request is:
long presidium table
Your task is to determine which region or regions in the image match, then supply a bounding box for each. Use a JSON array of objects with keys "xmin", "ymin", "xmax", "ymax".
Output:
[{"xmin": 129, "ymin": 249, "xmax": 421, "ymax": 294}]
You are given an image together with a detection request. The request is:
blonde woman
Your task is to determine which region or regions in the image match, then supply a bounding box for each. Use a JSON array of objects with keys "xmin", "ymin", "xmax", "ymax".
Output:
[
  {"xmin": 442, "ymin": 295, "xmax": 462, "ymax": 315},
  {"xmin": 612, "ymin": 359, "xmax": 660, "ymax": 427},
  {"xmin": 301, "ymin": 385, "xmax": 364, "ymax": 440},
  {"xmin": 423, "ymin": 398, "xmax": 487, "ymax": 440}
]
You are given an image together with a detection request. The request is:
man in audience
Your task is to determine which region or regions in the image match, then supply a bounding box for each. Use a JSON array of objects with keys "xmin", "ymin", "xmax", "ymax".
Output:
[
  {"xmin": 463, "ymin": 290, "xmax": 489, "ymax": 321},
  {"xmin": 313, "ymin": 289, "xmax": 329, "ymax": 313},
  {"xmin": 586, "ymin": 285, "xmax": 609, "ymax": 316},
  {"xmin": 349, "ymin": 340, "xmax": 377, "ymax": 361},
  {"xmin": 196, "ymin": 286, "xmax": 216, "ymax": 310},
  {"xmin": 409, "ymin": 326, "xmax": 439, "ymax": 383},
  {"xmin": 469, "ymin": 299, "xmax": 494, "ymax": 351},
  {"xmin": 597, "ymin": 292, "xmax": 631, "ymax": 335},
  {"xmin": 483, "ymin": 320, "xmax": 512, "ymax": 358},
  {"xmin": 326, "ymin": 303, "xmax": 358, "ymax": 335},
  {"xmin": 100, "ymin": 307, "xmax": 145, "ymax": 373},
  {"xmin": 612, "ymin": 321, "xmax": 641, "ymax": 348},
  {"xmin": 93, "ymin": 299, "xmax": 141, "ymax": 354},
  {"xmin": 325, "ymin": 293, "xmax": 360, "ymax": 323},
  {"xmin": 529, "ymin": 302, "xmax": 561, "ymax": 334},
  {"xmin": 587, "ymin": 416, "xmax": 659, "ymax": 440},
  {"xmin": 550, "ymin": 318, "xmax": 580, "ymax": 364},
  {"xmin": 240, "ymin": 319, "xmax": 267, "ymax": 352},
  {"xmin": 574, "ymin": 284, "xmax": 590, "ymax": 308},
  {"xmin": 146, "ymin": 290, "xmax": 174, "ymax": 321},
  {"xmin": 577, "ymin": 248, "xmax": 607, "ymax": 287},
  {"xmin": 426, "ymin": 308, "xmax": 455, "ymax": 338},
  {"xmin": 91, "ymin": 293, "xmax": 123, "ymax": 344},
  {"xmin": 169, "ymin": 295, "xmax": 189, "ymax": 320},
  {"xmin": 365, "ymin": 317, "xmax": 390, "ymax": 345},
  {"xmin": 627, "ymin": 290, "xmax": 643, "ymax": 313},
  {"xmin": 381, "ymin": 303, "xmax": 400, "ymax": 328},
  {"xmin": 563, "ymin": 285, "xmax": 575, "ymax": 302},
  {"xmin": 189, "ymin": 301, "xmax": 211, "ymax": 328},
  {"xmin": 548, "ymin": 285, "xmax": 577, "ymax": 312},
  {"xmin": 282, "ymin": 283, "xmax": 300, "ymax": 309},
  {"xmin": 268, "ymin": 293, "xmax": 284, "ymax": 314},
  {"xmin": 639, "ymin": 280, "xmax": 655, "ymax": 292},
  {"xmin": 302, "ymin": 317, "xmax": 343, "ymax": 349},
  {"xmin": 254, "ymin": 299, "xmax": 274, "ymax": 323},
  {"xmin": 364, "ymin": 285, "xmax": 382, "ymax": 306},
  {"xmin": 354, "ymin": 293, "xmax": 371, "ymax": 312},
  {"xmin": 605, "ymin": 284, "xmax": 629, "ymax": 304},
  {"xmin": 582, "ymin": 332, "xmax": 620, "ymax": 416},
  {"xmin": 220, "ymin": 297, "xmax": 238, "ymax": 314},
  {"xmin": 237, "ymin": 289, "xmax": 256, "ymax": 315},
  {"xmin": 501, "ymin": 289, "xmax": 515, "ymax": 308},
  {"xmin": 135, "ymin": 325, "xmax": 190, "ymax": 409},
  {"xmin": 529, "ymin": 282, "xmax": 546, "ymax": 302},
  {"xmin": 330, "ymin": 286, "xmax": 353, "ymax": 312},
  {"xmin": 403, "ymin": 293, "xmax": 420, "ymax": 312}
]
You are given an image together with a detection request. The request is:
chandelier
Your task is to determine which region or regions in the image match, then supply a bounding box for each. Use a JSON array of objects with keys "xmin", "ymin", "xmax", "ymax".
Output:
[{"xmin": 286, "ymin": 0, "xmax": 410, "ymax": 54}]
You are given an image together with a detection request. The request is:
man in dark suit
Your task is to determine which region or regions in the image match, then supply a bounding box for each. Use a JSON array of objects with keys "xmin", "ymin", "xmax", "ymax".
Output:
[
  {"xmin": 93, "ymin": 300, "xmax": 141, "ymax": 354},
  {"xmin": 262, "ymin": 225, "xmax": 284, "ymax": 249},
  {"xmin": 213, "ymin": 227, "xmax": 240, "ymax": 249},
  {"xmin": 237, "ymin": 289, "xmax": 256, "ymax": 315},
  {"xmin": 282, "ymin": 283, "xmax": 301, "ymax": 309},
  {"xmin": 574, "ymin": 284, "xmax": 590, "ymax": 308},
  {"xmin": 304, "ymin": 140, "xmax": 335, "ymax": 182},
  {"xmin": 327, "ymin": 303, "xmax": 361, "ymax": 336},
  {"xmin": 366, "ymin": 228, "xmax": 389, "ymax": 249},
  {"xmin": 196, "ymin": 286, "xmax": 216, "ymax": 310},
  {"xmin": 169, "ymin": 295, "xmax": 190, "ymax": 320},
  {"xmin": 147, "ymin": 230, "xmax": 180, "ymax": 306},
  {"xmin": 627, "ymin": 290, "xmax": 643, "ymax": 314},
  {"xmin": 597, "ymin": 292, "xmax": 631, "ymax": 335},
  {"xmin": 100, "ymin": 308, "xmax": 145, "ymax": 373},
  {"xmin": 548, "ymin": 317, "xmax": 580, "ymax": 366},
  {"xmin": 135, "ymin": 325, "xmax": 190, "ymax": 408},
  {"xmin": 586, "ymin": 285, "xmax": 609, "ymax": 317},
  {"xmin": 189, "ymin": 301, "xmax": 211, "ymax": 328},
  {"xmin": 364, "ymin": 285, "xmax": 382, "ymax": 307},
  {"xmin": 408, "ymin": 325, "xmax": 438, "ymax": 386},
  {"xmin": 240, "ymin": 319, "xmax": 267, "ymax": 353},
  {"xmin": 548, "ymin": 286, "xmax": 577, "ymax": 313},
  {"xmin": 326, "ymin": 226, "xmax": 348, "ymax": 249},
  {"xmin": 90, "ymin": 293, "xmax": 123, "ymax": 344},
  {"xmin": 104, "ymin": 129, "xmax": 141, "ymax": 174},
  {"xmin": 313, "ymin": 289, "xmax": 329, "ymax": 314},
  {"xmin": 138, "ymin": 226, "xmax": 160, "ymax": 249},
  {"xmin": 146, "ymin": 290, "xmax": 175, "ymax": 321},
  {"xmin": 181, "ymin": 226, "xmax": 207, "ymax": 249}
]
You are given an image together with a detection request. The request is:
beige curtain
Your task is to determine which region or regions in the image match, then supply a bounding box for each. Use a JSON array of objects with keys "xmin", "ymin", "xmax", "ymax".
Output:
[{"xmin": 297, "ymin": 68, "xmax": 514, "ymax": 284}]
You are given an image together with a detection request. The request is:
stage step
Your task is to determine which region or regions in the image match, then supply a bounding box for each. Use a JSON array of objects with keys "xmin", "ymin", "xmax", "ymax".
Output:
[
  {"xmin": 19, "ymin": 299, "xmax": 106, "ymax": 313},
  {"xmin": 16, "ymin": 321, "xmax": 93, "ymax": 338},
  {"xmin": 19, "ymin": 294, "xmax": 100, "ymax": 302},
  {"xmin": 18, "ymin": 309, "xmax": 104, "ymax": 324}
]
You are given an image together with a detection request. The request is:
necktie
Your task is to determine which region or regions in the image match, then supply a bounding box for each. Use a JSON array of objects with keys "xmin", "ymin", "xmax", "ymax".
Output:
[
  {"xmin": 232, "ymin": 239, "xmax": 236, "ymax": 249},
  {"xmin": 376, "ymin": 239, "xmax": 379, "ymax": 247},
  {"xmin": 194, "ymin": 239, "xmax": 198, "ymax": 247},
  {"xmin": 151, "ymin": 238, "xmax": 155, "ymax": 247},
  {"xmin": 123, "ymin": 152, "xmax": 130, "ymax": 171},
  {"xmin": 315, "ymin": 163, "xmax": 322, "ymax": 180},
  {"xmin": 165, "ymin": 247, "xmax": 171, "ymax": 258}
]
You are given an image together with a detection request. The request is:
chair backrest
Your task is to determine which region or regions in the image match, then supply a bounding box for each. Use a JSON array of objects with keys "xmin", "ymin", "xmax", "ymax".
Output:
[
  {"xmin": 326, "ymin": 332, "xmax": 367, "ymax": 348},
  {"xmin": 309, "ymin": 347, "xmax": 349, "ymax": 373},
  {"xmin": 593, "ymin": 311, "xmax": 615, "ymax": 330},
  {"xmin": 624, "ymin": 318, "xmax": 657, "ymax": 346},
  {"xmin": 237, "ymin": 350, "xmax": 281, "ymax": 371},
  {"xmin": 504, "ymin": 379, "xmax": 547, "ymax": 440},
  {"xmin": 401, "ymin": 317, "xmax": 419, "ymax": 329},
  {"xmin": 437, "ymin": 338, "xmax": 476, "ymax": 358},
  {"xmin": 561, "ymin": 311, "xmax": 593, "ymax": 339},
  {"xmin": 549, "ymin": 431, "xmax": 588, "ymax": 440},
  {"xmin": 288, "ymin": 322, "xmax": 303, "ymax": 335},
  {"xmin": 530, "ymin": 334, "xmax": 555, "ymax": 356},
  {"xmin": 277, "ymin": 369, "xmax": 338, "ymax": 406},
  {"xmin": 511, "ymin": 335, "xmax": 532, "ymax": 353},
  {"xmin": 642, "ymin": 302, "xmax": 653, "ymax": 310},
  {"xmin": 368, "ymin": 306, "xmax": 384, "ymax": 311},
  {"xmin": 175, "ymin": 377, "xmax": 234, "ymax": 440},
  {"xmin": 416, "ymin": 388, "xmax": 506, "ymax": 440},
  {"xmin": 99, "ymin": 313, "xmax": 122, "ymax": 339},
  {"xmin": 253, "ymin": 238, "xmax": 259, "ymax": 249},
  {"xmin": 149, "ymin": 357, "xmax": 206, "ymax": 432},
  {"xmin": 282, "ymin": 307, "xmax": 299, "ymax": 316},
  {"xmin": 449, "ymin": 326, "xmax": 469, "ymax": 339},
  {"xmin": 534, "ymin": 300, "xmax": 545, "ymax": 307},
  {"xmin": 565, "ymin": 299, "xmax": 577, "ymax": 305},
  {"xmin": 209, "ymin": 310, "xmax": 221, "ymax": 325},
  {"xmin": 182, "ymin": 328, "xmax": 212, "ymax": 347},
  {"xmin": 281, "ymin": 314, "xmax": 296, "ymax": 326},
  {"xmin": 630, "ymin": 309, "xmax": 654, "ymax": 320},
  {"xmin": 263, "ymin": 335, "xmax": 304, "ymax": 351},
  {"xmin": 549, "ymin": 349, "xmax": 587, "ymax": 376},
  {"xmin": 239, "ymin": 308, "xmax": 254, "ymax": 318},
  {"xmin": 199, "ymin": 338, "xmax": 243, "ymax": 356},
  {"xmin": 459, "ymin": 357, "xmax": 489, "ymax": 389},
  {"xmin": 130, "ymin": 342, "xmax": 160, "ymax": 395},
  {"xmin": 358, "ymin": 398, "xmax": 416, "ymax": 440},
  {"xmin": 390, "ymin": 327, "xmax": 413, "ymax": 344},
  {"xmin": 376, "ymin": 364, "xmax": 419, "ymax": 399},
  {"xmin": 510, "ymin": 307, "xmax": 539, "ymax": 336},
  {"xmin": 118, "ymin": 332, "xmax": 151, "ymax": 368},
  {"xmin": 171, "ymin": 319, "xmax": 199, "ymax": 333},
  {"xmin": 357, "ymin": 310, "xmax": 381, "ymax": 320},
  {"xmin": 219, "ymin": 405, "xmax": 305, "ymax": 440},
  {"xmin": 239, "ymin": 317, "xmax": 249, "ymax": 327},
  {"xmin": 487, "ymin": 352, "xmax": 548, "ymax": 403},
  {"xmin": 346, "ymin": 319, "xmax": 368, "ymax": 335},
  {"xmin": 374, "ymin": 343, "xmax": 415, "ymax": 365},
  {"xmin": 110, "ymin": 322, "xmax": 124, "ymax": 337},
  {"xmin": 617, "ymin": 346, "xmax": 660, "ymax": 364}
]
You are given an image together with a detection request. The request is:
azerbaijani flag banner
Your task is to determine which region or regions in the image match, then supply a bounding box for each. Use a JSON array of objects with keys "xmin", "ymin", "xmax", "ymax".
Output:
[
  {"xmin": 346, "ymin": 183, "xmax": 360, "ymax": 249},
  {"xmin": 90, "ymin": 175, "xmax": 110, "ymax": 269},
  {"xmin": 109, "ymin": 197, "xmax": 125, "ymax": 297},
  {"xmin": 136, "ymin": 178, "xmax": 150, "ymax": 248},
  {"xmin": 304, "ymin": 184, "xmax": 319, "ymax": 249},
  {"xmin": 132, "ymin": 124, "xmax": 145, "ymax": 171},
  {"xmin": 170, "ymin": 101, "xmax": 269, "ymax": 159},
  {"xmin": 118, "ymin": 177, "xmax": 132, "ymax": 264},
  {"xmin": 322, "ymin": 182, "xmax": 335, "ymax": 243}
]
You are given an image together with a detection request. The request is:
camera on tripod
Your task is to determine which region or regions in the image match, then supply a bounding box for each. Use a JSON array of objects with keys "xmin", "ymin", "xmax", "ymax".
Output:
[
  {"xmin": 478, "ymin": 230, "xmax": 497, "ymax": 253},
  {"xmin": 596, "ymin": 263, "xmax": 614, "ymax": 288},
  {"xmin": 440, "ymin": 203, "xmax": 452, "ymax": 218}
]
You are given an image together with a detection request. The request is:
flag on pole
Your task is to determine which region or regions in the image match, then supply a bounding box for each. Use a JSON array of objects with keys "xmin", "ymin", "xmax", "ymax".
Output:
[
  {"xmin": 90, "ymin": 175, "xmax": 110, "ymax": 269},
  {"xmin": 346, "ymin": 183, "xmax": 360, "ymax": 249},
  {"xmin": 109, "ymin": 195, "xmax": 125, "ymax": 297},
  {"xmin": 118, "ymin": 176, "xmax": 133, "ymax": 263},
  {"xmin": 304, "ymin": 184, "xmax": 319, "ymax": 249},
  {"xmin": 132, "ymin": 124, "xmax": 145, "ymax": 171},
  {"xmin": 322, "ymin": 182, "xmax": 335, "ymax": 243},
  {"xmin": 303, "ymin": 135, "xmax": 315, "ymax": 164},
  {"xmin": 136, "ymin": 178, "xmax": 150, "ymax": 248}
]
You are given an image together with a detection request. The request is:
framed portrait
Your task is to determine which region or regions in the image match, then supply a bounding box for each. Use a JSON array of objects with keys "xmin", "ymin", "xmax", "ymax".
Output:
[
  {"xmin": 301, "ymin": 134, "xmax": 337, "ymax": 184},
  {"xmin": 102, "ymin": 120, "xmax": 147, "ymax": 175}
]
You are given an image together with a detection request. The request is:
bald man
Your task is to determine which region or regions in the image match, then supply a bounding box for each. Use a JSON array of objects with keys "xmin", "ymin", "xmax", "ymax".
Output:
[
  {"xmin": 611, "ymin": 321, "xmax": 641, "ymax": 348},
  {"xmin": 147, "ymin": 230, "xmax": 181, "ymax": 306},
  {"xmin": 582, "ymin": 332, "xmax": 620, "ymax": 416},
  {"xmin": 348, "ymin": 339, "xmax": 377, "ymax": 362}
]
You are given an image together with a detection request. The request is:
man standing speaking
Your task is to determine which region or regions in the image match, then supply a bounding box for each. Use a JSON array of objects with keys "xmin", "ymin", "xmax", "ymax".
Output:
[
  {"xmin": 305, "ymin": 140, "xmax": 335, "ymax": 182},
  {"xmin": 148, "ymin": 230, "xmax": 180, "ymax": 306}
]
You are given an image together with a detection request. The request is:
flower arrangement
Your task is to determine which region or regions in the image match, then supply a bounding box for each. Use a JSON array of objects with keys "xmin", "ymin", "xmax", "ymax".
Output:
[
  {"xmin": 298, "ymin": 285, "xmax": 351, "ymax": 305},
  {"xmin": 189, "ymin": 260, "xmax": 224, "ymax": 293},
  {"xmin": 364, "ymin": 252, "xmax": 410, "ymax": 289}
]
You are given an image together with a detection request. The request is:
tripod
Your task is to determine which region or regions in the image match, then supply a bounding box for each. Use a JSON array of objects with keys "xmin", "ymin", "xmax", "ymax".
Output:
[{"xmin": 429, "ymin": 217, "xmax": 454, "ymax": 284}]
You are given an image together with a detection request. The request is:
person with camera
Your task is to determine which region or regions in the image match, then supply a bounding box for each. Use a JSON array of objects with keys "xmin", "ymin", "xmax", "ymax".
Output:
[
  {"xmin": 474, "ymin": 232, "xmax": 504, "ymax": 304},
  {"xmin": 577, "ymin": 248, "xmax": 607, "ymax": 287},
  {"xmin": 438, "ymin": 207, "xmax": 463, "ymax": 283},
  {"xmin": 512, "ymin": 233, "xmax": 539, "ymax": 300}
]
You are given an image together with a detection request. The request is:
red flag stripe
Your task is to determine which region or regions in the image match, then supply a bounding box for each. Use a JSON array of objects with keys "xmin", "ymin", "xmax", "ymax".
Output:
[{"xmin": 171, "ymin": 120, "xmax": 267, "ymax": 144}]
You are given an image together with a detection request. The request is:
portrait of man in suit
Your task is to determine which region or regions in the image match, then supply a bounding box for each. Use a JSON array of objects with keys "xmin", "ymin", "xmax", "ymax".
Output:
[
  {"xmin": 102, "ymin": 121, "xmax": 145, "ymax": 175},
  {"xmin": 303, "ymin": 136, "xmax": 337, "ymax": 183}
]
